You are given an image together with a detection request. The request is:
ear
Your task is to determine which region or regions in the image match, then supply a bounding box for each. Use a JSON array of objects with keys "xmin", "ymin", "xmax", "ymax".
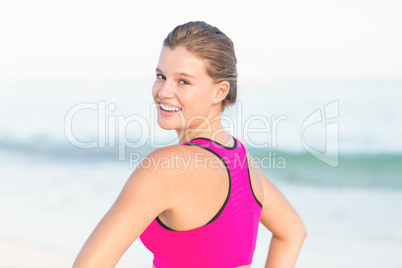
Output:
[{"xmin": 212, "ymin": 81, "xmax": 230, "ymax": 104}]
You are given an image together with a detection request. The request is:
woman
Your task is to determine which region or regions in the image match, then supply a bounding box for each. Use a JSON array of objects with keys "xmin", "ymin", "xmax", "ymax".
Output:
[{"xmin": 73, "ymin": 21, "xmax": 306, "ymax": 268}]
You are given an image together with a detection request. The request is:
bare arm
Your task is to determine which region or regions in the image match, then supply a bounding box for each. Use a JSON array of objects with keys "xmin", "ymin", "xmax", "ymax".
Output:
[
  {"xmin": 73, "ymin": 148, "xmax": 180, "ymax": 268},
  {"xmin": 257, "ymin": 168, "xmax": 307, "ymax": 268}
]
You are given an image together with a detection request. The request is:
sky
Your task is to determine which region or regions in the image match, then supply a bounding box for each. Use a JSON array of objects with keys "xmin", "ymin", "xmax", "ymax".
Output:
[{"xmin": 0, "ymin": 0, "xmax": 401, "ymax": 83}]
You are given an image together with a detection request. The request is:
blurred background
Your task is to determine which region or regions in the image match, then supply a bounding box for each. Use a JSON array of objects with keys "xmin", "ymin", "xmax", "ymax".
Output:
[{"xmin": 0, "ymin": 0, "xmax": 401, "ymax": 267}]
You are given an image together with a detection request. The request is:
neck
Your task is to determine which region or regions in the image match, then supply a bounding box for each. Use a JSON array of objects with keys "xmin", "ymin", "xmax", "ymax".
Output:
[{"xmin": 176, "ymin": 114, "xmax": 232, "ymax": 146}]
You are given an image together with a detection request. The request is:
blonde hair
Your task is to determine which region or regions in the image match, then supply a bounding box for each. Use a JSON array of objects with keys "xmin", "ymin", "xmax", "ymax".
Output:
[{"xmin": 163, "ymin": 21, "xmax": 237, "ymax": 109}]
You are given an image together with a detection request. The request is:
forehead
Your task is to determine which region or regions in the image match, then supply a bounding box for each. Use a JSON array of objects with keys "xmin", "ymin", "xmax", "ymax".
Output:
[{"xmin": 157, "ymin": 46, "xmax": 208, "ymax": 76}]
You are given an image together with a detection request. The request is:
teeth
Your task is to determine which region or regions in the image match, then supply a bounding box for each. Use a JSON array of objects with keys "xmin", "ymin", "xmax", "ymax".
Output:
[{"xmin": 160, "ymin": 103, "xmax": 181, "ymax": 112}]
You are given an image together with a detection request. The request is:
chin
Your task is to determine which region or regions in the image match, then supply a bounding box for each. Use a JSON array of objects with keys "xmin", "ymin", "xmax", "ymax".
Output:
[{"xmin": 157, "ymin": 117, "xmax": 178, "ymax": 130}]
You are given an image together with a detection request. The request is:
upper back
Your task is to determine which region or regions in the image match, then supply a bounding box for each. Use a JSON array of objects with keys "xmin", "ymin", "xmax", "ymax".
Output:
[{"xmin": 140, "ymin": 137, "xmax": 262, "ymax": 268}]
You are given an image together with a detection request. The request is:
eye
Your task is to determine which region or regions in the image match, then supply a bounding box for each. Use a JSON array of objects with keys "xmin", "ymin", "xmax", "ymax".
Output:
[
  {"xmin": 156, "ymin": 74, "xmax": 166, "ymax": 80},
  {"xmin": 179, "ymin": 79, "xmax": 190, "ymax": 85}
]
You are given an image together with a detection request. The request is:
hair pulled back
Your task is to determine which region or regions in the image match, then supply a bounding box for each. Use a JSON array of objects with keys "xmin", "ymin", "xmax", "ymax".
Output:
[{"xmin": 163, "ymin": 21, "xmax": 237, "ymax": 109}]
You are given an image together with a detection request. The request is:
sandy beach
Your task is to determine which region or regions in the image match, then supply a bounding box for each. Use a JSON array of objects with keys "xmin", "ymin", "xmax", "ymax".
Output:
[
  {"xmin": 0, "ymin": 238, "xmax": 151, "ymax": 268},
  {"xmin": 0, "ymin": 237, "xmax": 74, "ymax": 268},
  {"xmin": 0, "ymin": 237, "xmax": 154, "ymax": 268}
]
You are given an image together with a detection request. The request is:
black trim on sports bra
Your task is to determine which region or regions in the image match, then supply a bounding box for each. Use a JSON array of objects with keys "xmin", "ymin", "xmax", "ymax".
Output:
[
  {"xmin": 156, "ymin": 217, "xmax": 174, "ymax": 231},
  {"xmin": 246, "ymin": 159, "xmax": 263, "ymax": 208},
  {"xmin": 189, "ymin": 136, "xmax": 237, "ymax": 150},
  {"xmin": 155, "ymin": 144, "xmax": 232, "ymax": 232},
  {"xmin": 197, "ymin": 145, "xmax": 231, "ymax": 225}
]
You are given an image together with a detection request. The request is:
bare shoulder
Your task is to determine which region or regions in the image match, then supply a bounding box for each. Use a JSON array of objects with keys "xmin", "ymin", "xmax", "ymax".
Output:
[
  {"xmin": 126, "ymin": 144, "xmax": 223, "ymax": 215},
  {"xmin": 139, "ymin": 144, "xmax": 203, "ymax": 170},
  {"xmin": 131, "ymin": 144, "xmax": 214, "ymax": 184},
  {"xmin": 114, "ymin": 145, "xmax": 203, "ymax": 220}
]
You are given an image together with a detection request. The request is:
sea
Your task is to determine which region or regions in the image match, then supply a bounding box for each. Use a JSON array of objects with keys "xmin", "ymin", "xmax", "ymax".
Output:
[{"xmin": 0, "ymin": 79, "xmax": 401, "ymax": 267}]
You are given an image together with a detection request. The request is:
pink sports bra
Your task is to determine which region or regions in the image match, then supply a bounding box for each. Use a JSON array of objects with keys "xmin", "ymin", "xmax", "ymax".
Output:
[{"xmin": 140, "ymin": 137, "xmax": 262, "ymax": 268}]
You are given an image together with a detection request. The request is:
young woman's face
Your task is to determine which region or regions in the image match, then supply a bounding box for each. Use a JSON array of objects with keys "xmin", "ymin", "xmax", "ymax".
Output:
[{"xmin": 152, "ymin": 46, "xmax": 219, "ymax": 131}]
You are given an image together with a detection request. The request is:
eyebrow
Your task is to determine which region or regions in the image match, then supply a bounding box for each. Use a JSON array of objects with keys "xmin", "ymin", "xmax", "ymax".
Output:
[{"xmin": 156, "ymin": 68, "xmax": 197, "ymax": 80}]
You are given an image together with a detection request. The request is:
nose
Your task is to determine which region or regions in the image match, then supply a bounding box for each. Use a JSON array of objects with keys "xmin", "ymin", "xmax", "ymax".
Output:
[{"xmin": 157, "ymin": 79, "xmax": 175, "ymax": 99}]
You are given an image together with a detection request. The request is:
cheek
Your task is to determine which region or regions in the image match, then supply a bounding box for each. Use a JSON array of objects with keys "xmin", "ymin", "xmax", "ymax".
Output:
[
  {"xmin": 183, "ymin": 89, "xmax": 211, "ymax": 113},
  {"xmin": 194, "ymin": 87, "xmax": 213, "ymax": 105},
  {"xmin": 152, "ymin": 82, "xmax": 159, "ymax": 100}
]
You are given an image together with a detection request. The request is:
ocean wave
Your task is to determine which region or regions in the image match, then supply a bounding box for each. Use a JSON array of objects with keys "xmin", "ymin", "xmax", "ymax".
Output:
[{"xmin": 1, "ymin": 138, "xmax": 401, "ymax": 189}]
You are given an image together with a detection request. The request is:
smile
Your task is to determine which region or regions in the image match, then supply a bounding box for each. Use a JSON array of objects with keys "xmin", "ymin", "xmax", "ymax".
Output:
[{"xmin": 159, "ymin": 103, "xmax": 182, "ymax": 112}]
